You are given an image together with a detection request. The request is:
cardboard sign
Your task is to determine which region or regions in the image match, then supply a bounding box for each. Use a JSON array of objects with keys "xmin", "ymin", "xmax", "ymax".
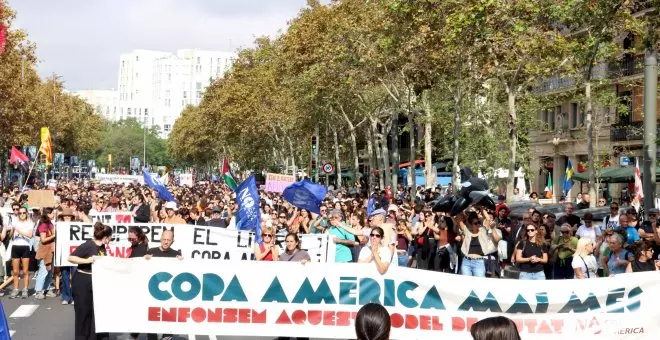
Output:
[{"xmin": 27, "ymin": 190, "xmax": 56, "ymax": 208}]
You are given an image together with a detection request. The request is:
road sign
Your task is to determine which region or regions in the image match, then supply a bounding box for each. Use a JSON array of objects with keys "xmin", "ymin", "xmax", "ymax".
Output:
[{"xmin": 322, "ymin": 162, "xmax": 334, "ymax": 174}]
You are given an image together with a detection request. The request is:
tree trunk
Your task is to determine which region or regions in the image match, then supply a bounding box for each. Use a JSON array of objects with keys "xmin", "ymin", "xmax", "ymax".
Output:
[
  {"xmin": 380, "ymin": 125, "xmax": 392, "ymax": 188},
  {"xmin": 506, "ymin": 87, "xmax": 517, "ymax": 203},
  {"xmin": 423, "ymin": 92, "xmax": 434, "ymax": 189},
  {"xmin": 349, "ymin": 128, "xmax": 359, "ymax": 186},
  {"xmin": 333, "ymin": 128, "xmax": 342, "ymax": 188},
  {"xmin": 371, "ymin": 119, "xmax": 385, "ymax": 189},
  {"xmin": 452, "ymin": 91, "xmax": 461, "ymax": 190},
  {"xmin": 367, "ymin": 124, "xmax": 376, "ymax": 194},
  {"xmin": 408, "ymin": 113, "xmax": 416, "ymax": 194},
  {"xmin": 314, "ymin": 124, "xmax": 320, "ymax": 183},
  {"xmin": 287, "ymin": 136, "xmax": 297, "ymax": 176},
  {"xmin": 586, "ymin": 81, "xmax": 597, "ymax": 208},
  {"xmin": 390, "ymin": 110, "xmax": 399, "ymax": 190}
]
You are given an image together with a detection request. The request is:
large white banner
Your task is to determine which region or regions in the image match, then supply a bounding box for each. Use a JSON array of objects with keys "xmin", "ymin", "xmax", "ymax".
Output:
[
  {"xmin": 55, "ymin": 222, "xmax": 334, "ymax": 266},
  {"xmin": 94, "ymin": 174, "xmax": 144, "ymax": 184},
  {"xmin": 90, "ymin": 212, "xmax": 134, "ymax": 224},
  {"xmin": 93, "ymin": 258, "xmax": 660, "ymax": 339}
]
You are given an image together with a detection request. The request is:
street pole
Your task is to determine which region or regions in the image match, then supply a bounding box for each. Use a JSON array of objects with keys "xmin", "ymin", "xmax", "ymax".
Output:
[{"xmin": 642, "ymin": 47, "xmax": 657, "ymax": 216}]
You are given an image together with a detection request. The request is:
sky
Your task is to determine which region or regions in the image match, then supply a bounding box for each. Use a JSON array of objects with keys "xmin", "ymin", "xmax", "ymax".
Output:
[{"xmin": 10, "ymin": 0, "xmax": 313, "ymax": 91}]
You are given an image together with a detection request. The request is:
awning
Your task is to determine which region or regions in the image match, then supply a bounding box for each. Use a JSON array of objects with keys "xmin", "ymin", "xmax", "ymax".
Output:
[{"xmin": 571, "ymin": 166, "xmax": 660, "ymax": 183}]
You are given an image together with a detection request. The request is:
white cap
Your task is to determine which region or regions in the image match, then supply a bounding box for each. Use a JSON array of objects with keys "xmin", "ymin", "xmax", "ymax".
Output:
[{"xmin": 164, "ymin": 201, "xmax": 178, "ymax": 210}]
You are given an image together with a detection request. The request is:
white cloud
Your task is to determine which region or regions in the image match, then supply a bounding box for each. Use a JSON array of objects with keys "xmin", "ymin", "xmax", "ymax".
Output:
[{"xmin": 9, "ymin": 0, "xmax": 309, "ymax": 90}]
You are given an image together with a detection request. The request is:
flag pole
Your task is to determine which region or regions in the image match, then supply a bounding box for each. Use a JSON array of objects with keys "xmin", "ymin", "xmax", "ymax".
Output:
[{"xmin": 22, "ymin": 154, "xmax": 40, "ymax": 190}]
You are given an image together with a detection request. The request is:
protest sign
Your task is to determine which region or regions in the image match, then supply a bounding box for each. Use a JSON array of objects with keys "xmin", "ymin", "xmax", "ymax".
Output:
[
  {"xmin": 90, "ymin": 212, "xmax": 134, "ymax": 224},
  {"xmin": 95, "ymin": 174, "xmax": 144, "ymax": 184},
  {"xmin": 93, "ymin": 258, "xmax": 660, "ymax": 339},
  {"xmin": 265, "ymin": 173, "xmax": 296, "ymax": 194},
  {"xmin": 180, "ymin": 174, "xmax": 193, "ymax": 186},
  {"xmin": 54, "ymin": 222, "xmax": 334, "ymax": 266},
  {"xmin": 27, "ymin": 190, "xmax": 56, "ymax": 208}
]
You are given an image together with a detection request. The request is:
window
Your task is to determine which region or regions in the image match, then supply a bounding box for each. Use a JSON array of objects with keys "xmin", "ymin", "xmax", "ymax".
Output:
[
  {"xmin": 144, "ymin": 108, "xmax": 148, "ymax": 116},
  {"xmin": 138, "ymin": 108, "xmax": 142, "ymax": 115},
  {"xmin": 542, "ymin": 109, "xmax": 548, "ymax": 128},
  {"xmin": 197, "ymin": 91, "xmax": 201, "ymax": 100},
  {"xmin": 197, "ymin": 57, "xmax": 200, "ymax": 64},
  {"xmin": 136, "ymin": 56, "xmax": 139, "ymax": 61},
  {"xmin": 196, "ymin": 82, "xmax": 202, "ymax": 90},
  {"xmin": 164, "ymin": 124, "xmax": 172, "ymax": 132},
  {"xmin": 549, "ymin": 108, "xmax": 556, "ymax": 131},
  {"xmin": 135, "ymin": 73, "xmax": 138, "ymax": 78},
  {"xmin": 571, "ymin": 103, "xmax": 578, "ymax": 128},
  {"xmin": 183, "ymin": 91, "xmax": 187, "ymax": 98},
  {"xmin": 168, "ymin": 73, "xmax": 171, "ymax": 81},
  {"xmin": 127, "ymin": 108, "xmax": 132, "ymax": 115}
]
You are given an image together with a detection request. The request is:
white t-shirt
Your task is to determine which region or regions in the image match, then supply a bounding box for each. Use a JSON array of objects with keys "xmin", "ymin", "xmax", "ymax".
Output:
[
  {"xmin": 358, "ymin": 245, "xmax": 395, "ymax": 266},
  {"xmin": 10, "ymin": 219, "xmax": 33, "ymax": 246},
  {"xmin": 602, "ymin": 214, "xmax": 620, "ymax": 231},
  {"xmin": 572, "ymin": 255, "xmax": 598, "ymax": 279},
  {"xmin": 576, "ymin": 225, "xmax": 602, "ymax": 243}
]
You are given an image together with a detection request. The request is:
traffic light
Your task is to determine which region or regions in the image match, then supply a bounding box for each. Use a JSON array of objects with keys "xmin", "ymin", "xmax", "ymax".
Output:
[
  {"xmin": 311, "ymin": 160, "xmax": 317, "ymax": 177},
  {"xmin": 311, "ymin": 135, "xmax": 317, "ymax": 151}
]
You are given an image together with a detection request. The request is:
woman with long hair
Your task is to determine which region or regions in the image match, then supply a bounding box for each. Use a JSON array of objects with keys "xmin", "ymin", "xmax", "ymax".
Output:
[
  {"xmin": 458, "ymin": 210, "xmax": 502, "ymax": 277},
  {"xmin": 127, "ymin": 226, "xmax": 149, "ymax": 258},
  {"xmin": 626, "ymin": 240, "xmax": 660, "ymax": 273},
  {"xmin": 68, "ymin": 222, "xmax": 113, "ymax": 340},
  {"xmin": 515, "ymin": 223, "xmax": 549, "ymax": 280},
  {"xmin": 34, "ymin": 208, "xmax": 57, "ymax": 299},
  {"xmin": 572, "ymin": 238, "xmax": 598, "ymax": 279},
  {"xmin": 3, "ymin": 206, "xmax": 34, "ymax": 298},
  {"xmin": 254, "ymin": 226, "xmax": 279, "ymax": 261},
  {"xmin": 355, "ymin": 303, "xmax": 390, "ymax": 340},
  {"xmin": 470, "ymin": 316, "xmax": 521, "ymax": 340},
  {"xmin": 131, "ymin": 194, "xmax": 151, "ymax": 223}
]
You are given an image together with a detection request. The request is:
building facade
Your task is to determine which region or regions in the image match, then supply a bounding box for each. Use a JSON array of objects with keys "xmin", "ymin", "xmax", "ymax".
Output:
[
  {"xmin": 529, "ymin": 50, "xmax": 659, "ymax": 203},
  {"xmin": 73, "ymin": 89, "xmax": 119, "ymax": 120},
  {"xmin": 77, "ymin": 49, "xmax": 235, "ymax": 138}
]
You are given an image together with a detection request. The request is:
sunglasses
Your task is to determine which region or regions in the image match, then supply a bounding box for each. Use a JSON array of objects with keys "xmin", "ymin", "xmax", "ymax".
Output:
[
  {"xmin": 128, "ymin": 237, "xmax": 137, "ymax": 242},
  {"xmin": 18, "ymin": 212, "xmax": 27, "ymax": 215},
  {"xmin": 12, "ymin": 208, "xmax": 18, "ymax": 211},
  {"xmin": 263, "ymin": 234, "xmax": 273, "ymax": 238},
  {"xmin": 370, "ymin": 233, "xmax": 382, "ymax": 238},
  {"xmin": 526, "ymin": 229, "xmax": 536, "ymax": 232},
  {"xmin": 279, "ymin": 215, "xmax": 286, "ymax": 218}
]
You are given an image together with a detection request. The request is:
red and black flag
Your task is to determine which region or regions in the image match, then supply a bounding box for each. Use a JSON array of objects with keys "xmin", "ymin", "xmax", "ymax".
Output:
[{"xmin": 9, "ymin": 146, "xmax": 29, "ymax": 170}]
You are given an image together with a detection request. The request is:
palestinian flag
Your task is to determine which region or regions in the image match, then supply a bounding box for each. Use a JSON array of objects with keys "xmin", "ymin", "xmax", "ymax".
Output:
[
  {"xmin": 222, "ymin": 158, "xmax": 237, "ymax": 190},
  {"xmin": 10, "ymin": 146, "xmax": 29, "ymax": 170}
]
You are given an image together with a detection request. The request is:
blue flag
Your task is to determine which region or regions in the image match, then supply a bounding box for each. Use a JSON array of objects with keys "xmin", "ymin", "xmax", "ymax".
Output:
[
  {"xmin": 236, "ymin": 176, "xmax": 262, "ymax": 244},
  {"xmin": 282, "ymin": 178, "xmax": 327, "ymax": 215},
  {"xmin": 143, "ymin": 169, "xmax": 176, "ymax": 202},
  {"xmin": 211, "ymin": 174, "xmax": 219, "ymax": 182},
  {"xmin": 0, "ymin": 302, "xmax": 10, "ymax": 340},
  {"xmin": 562, "ymin": 160, "xmax": 574, "ymax": 196}
]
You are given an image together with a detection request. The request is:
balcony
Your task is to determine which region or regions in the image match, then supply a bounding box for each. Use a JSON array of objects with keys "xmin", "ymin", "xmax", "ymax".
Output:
[
  {"xmin": 610, "ymin": 121, "xmax": 660, "ymax": 142},
  {"xmin": 535, "ymin": 55, "xmax": 656, "ymax": 93}
]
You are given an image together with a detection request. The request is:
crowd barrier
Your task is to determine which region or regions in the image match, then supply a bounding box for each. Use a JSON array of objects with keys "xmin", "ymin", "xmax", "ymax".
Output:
[
  {"xmin": 55, "ymin": 222, "xmax": 335, "ymax": 266},
  {"xmin": 92, "ymin": 258, "xmax": 659, "ymax": 339}
]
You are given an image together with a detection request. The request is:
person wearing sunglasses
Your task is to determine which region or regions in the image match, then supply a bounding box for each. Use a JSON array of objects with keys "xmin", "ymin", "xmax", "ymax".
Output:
[
  {"xmin": 2, "ymin": 207, "xmax": 34, "ymax": 298},
  {"xmin": 549, "ymin": 223, "xmax": 578, "ymax": 279},
  {"xmin": 625, "ymin": 240, "xmax": 660, "ymax": 273},
  {"xmin": 358, "ymin": 227, "xmax": 392, "ymax": 274},
  {"xmin": 638, "ymin": 208, "xmax": 659, "ymax": 244},
  {"xmin": 254, "ymin": 226, "xmax": 279, "ymax": 261},
  {"xmin": 515, "ymin": 223, "xmax": 548, "ymax": 280},
  {"xmin": 457, "ymin": 210, "xmax": 502, "ymax": 278}
]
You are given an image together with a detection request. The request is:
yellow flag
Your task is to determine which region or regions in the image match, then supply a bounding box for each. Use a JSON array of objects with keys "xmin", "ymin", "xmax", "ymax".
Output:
[{"xmin": 38, "ymin": 127, "xmax": 53, "ymax": 166}]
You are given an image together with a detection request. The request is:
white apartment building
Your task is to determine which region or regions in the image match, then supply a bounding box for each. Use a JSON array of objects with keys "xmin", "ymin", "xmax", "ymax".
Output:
[
  {"xmin": 117, "ymin": 49, "xmax": 235, "ymax": 137},
  {"xmin": 77, "ymin": 49, "xmax": 235, "ymax": 138},
  {"xmin": 73, "ymin": 89, "xmax": 119, "ymax": 120}
]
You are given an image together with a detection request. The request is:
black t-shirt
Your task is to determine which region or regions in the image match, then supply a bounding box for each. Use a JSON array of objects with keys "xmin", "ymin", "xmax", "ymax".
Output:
[
  {"xmin": 128, "ymin": 243, "xmax": 149, "ymax": 258},
  {"xmin": 558, "ymin": 214, "xmax": 581, "ymax": 228},
  {"xmin": 207, "ymin": 218, "xmax": 228, "ymax": 228},
  {"xmin": 71, "ymin": 240, "xmax": 107, "ymax": 271},
  {"xmin": 147, "ymin": 247, "xmax": 181, "ymax": 258},
  {"xmin": 517, "ymin": 241, "xmax": 548, "ymax": 273}
]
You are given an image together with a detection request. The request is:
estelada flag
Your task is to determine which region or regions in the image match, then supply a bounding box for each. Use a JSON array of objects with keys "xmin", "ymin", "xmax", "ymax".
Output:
[
  {"xmin": 9, "ymin": 146, "xmax": 29, "ymax": 169},
  {"xmin": 38, "ymin": 127, "xmax": 53, "ymax": 166}
]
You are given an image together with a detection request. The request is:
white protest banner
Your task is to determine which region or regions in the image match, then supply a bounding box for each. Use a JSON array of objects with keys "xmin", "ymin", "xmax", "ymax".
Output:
[
  {"xmin": 55, "ymin": 222, "xmax": 333, "ymax": 266},
  {"xmin": 95, "ymin": 174, "xmax": 144, "ymax": 184},
  {"xmin": 265, "ymin": 173, "xmax": 296, "ymax": 194},
  {"xmin": 93, "ymin": 258, "xmax": 660, "ymax": 339},
  {"xmin": 180, "ymin": 173, "xmax": 193, "ymax": 186},
  {"xmin": 90, "ymin": 212, "xmax": 134, "ymax": 224}
]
